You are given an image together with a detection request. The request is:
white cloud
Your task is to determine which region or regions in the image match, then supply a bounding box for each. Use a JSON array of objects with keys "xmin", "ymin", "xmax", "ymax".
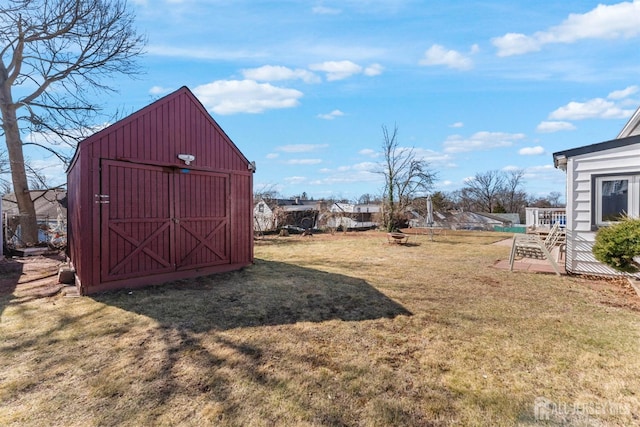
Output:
[
  {"xmin": 317, "ymin": 109, "xmax": 345, "ymax": 120},
  {"xmin": 284, "ymin": 176, "xmax": 307, "ymax": 184},
  {"xmin": 492, "ymin": 33, "xmax": 542, "ymax": 57},
  {"xmin": 312, "ymin": 6, "xmax": 341, "ymax": 15},
  {"xmin": 364, "ymin": 63, "xmax": 384, "ymax": 76},
  {"xmin": 266, "ymin": 153, "xmax": 279, "ymax": 159},
  {"xmin": 241, "ymin": 65, "xmax": 320, "ymax": 84},
  {"xmin": 519, "ymin": 146, "xmax": 546, "ymax": 156},
  {"xmin": 358, "ymin": 148, "xmax": 379, "ymax": 158},
  {"xmin": 193, "ymin": 80, "xmax": 303, "ymax": 115},
  {"xmin": 286, "ymin": 159, "xmax": 322, "ymax": 165},
  {"xmin": 419, "ymin": 44, "xmax": 474, "ymax": 70},
  {"xmin": 443, "ymin": 131, "xmax": 526, "ymax": 153},
  {"xmin": 536, "ymin": 121, "xmax": 577, "ymax": 133},
  {"xmin": 526, "ymin": 164, "xmax": 557, "ymax": 175},
  {"xmin": 149, "ymin": 86, "xmax": 173, "ymax": 95},
  {"xmin": 522, "ymin": 164, "xmax": 564, "ymax": 187},
  {"xmin": 25, "ymin": 158, "xmax": 67, "ymax": 187},
  {"xmin": 309, "ymin": 60, "xmax": 363, "ymax": 81},
  {"xmin": 492, "ymin": 1, "xmax": 640, "ymax": 56},
  {"xmin": 411, "ymin": 148, "xmax": 455, "ymax": 166},
  {"xmin": 549, "ymin": 98, "xmax": 635, "ymax": 120},
  {"xmin": 147, "ymin": 45, "xmax": 266, "ymax": 61},
  {"xmin": 449, "ymin": 122, "xmax": 464, "ymax": 128},
  {"xmin": 311, "ymin": 162, "xmax": 380, "ymax": 185},
  {"xmin": 608, "ymin": 85, "xmax": 639, "ymax": 100},
  {"xmin": 351, "ymin": 161, "xmax": 377, "ymax": 171},
  {"xmin": 276, "ymin": 144, "xmax": 328, "ymax": 153}
]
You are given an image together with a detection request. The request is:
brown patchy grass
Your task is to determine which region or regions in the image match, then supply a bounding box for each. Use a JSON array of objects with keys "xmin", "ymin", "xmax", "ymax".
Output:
[{"xmin": 1, "ymin": 230, "xmax": 640, "ymax": 426}]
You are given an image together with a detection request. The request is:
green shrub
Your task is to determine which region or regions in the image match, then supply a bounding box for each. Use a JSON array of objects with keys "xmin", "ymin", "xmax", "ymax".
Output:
[{"xmin": 592, "ymin": 217, "xmax": 640, "ymax": 273}]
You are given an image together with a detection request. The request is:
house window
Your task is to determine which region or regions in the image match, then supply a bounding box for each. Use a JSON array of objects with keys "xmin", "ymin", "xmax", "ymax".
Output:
[
  {"xmin": 595, "ymin": 175, "xmax": 640, "ymax": 226},
  {"xmin": 258, "ymin": 203, "xmax": 264, "ymax": 213}
]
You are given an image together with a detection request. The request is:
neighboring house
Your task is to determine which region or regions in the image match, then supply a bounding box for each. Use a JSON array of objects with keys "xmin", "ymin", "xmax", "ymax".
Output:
[
  {"xmin": 407, "ymin": 210, "xmax": 440, "ymax": 228},
  {"xmin": 408, "ymin": 210, "xmax": 514, "ymax": 231},
  {"xmin": 67, "ymin": 86, "xmax": 254, "ymax": 295},
  {"xmin": 325, "ymin": 203, "xmax": 381, "ymax": 230},
  {"xmin": 253, "ymin": 198, "xmax": 277, "ymax": 232},
  {"xmin": 2, "ymin": 189, "xmax": 67, "ymax": 246},
  {"xmin": 481, "ymin": 212, "xmax": 521, "ymax": 226},
  {"xmin": 553, "ymin": 106, "xmax": 640, "ymax": 278},
  {"xmin": 254, "ymin": 198, "xmax": 321, "ymax": 232}
]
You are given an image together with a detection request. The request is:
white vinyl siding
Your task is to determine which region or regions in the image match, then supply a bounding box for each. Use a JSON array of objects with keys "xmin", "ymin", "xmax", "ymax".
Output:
[{"xmin": 564, "ymin": 142, "xmax": 640, "ymax": 277}]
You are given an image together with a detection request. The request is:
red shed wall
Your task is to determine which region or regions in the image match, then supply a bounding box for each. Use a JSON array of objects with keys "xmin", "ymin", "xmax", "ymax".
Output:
[
  {"xmin": 67, "ymin": 143, "xmax": 92, "ymax": 289},
  {"xmin": 67, "ymin": 87, "xmax": 253, "ymax": 295},
  {"xmin": 231, "ymin": 173, "xmax": 254, "ymax": 264}
]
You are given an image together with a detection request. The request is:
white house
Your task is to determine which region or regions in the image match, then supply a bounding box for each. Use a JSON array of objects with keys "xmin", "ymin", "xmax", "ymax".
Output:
[
  {"xmin": 326, "ymin": 203, "xmax": 381, "ymax": 230},
  {"xmin": 553, "ymin": 107, "xmax": 640, "ymax": 277},
  {"xmin": 253, "ymin": 198, "xmax": 276, "ymax": 233},
  {"xmin": 253, "ymin": 198, "xmax": 322, "ymax": 232}
]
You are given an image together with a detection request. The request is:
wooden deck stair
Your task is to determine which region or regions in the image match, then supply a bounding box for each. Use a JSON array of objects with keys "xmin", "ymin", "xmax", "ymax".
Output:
[{"xmin": 509, "ymin": 222, "xmax": 565, "ymax": 275}]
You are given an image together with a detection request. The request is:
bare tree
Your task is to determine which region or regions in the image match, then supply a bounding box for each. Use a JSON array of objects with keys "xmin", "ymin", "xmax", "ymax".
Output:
[
  {"xmin": 378, "ymin": 124, "xmax": 437, "ymax": 231},
  {"xmin": 357, "ymin": 193, "xmax": 376, "ymax": 205},
  {"xmin": 463, "ymin": 170, "xmax": 505, "ymax": 213},
  {"xmin": 0, "ymin": 149, "xmax": 10, "ymax": 192},
  {"xmin": 0, "ymin": 0, "xmax": 145, "ymax": 244},
  {"xmin": 548, "ymin": 191, "xmax": 563, "ymax": 207},
  {"xmin": 529, "ymin": 191, "xmax": 565, "ymax": 209},
  {"xmin": 500, "ymin": 169, "xmax": 528, "ymax": 214},
  {"xmin": 253, "ymin": 183, "xmax": 281, "ymax": 204}
]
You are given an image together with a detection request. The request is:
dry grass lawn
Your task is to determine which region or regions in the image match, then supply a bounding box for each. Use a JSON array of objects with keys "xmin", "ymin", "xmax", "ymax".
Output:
[{"xmin": 1, "ymin": 230, "xmax": 640, "ymax": 426}]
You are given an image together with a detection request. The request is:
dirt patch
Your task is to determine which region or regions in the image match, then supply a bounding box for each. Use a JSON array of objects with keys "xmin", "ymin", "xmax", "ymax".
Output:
[
  {"xmin": 571, "ymin": 275, "xmax": 640, "ymax": 312},
  {"xmin": 0, "ymin": 253, "xmax": 66, "ymax": 298}
]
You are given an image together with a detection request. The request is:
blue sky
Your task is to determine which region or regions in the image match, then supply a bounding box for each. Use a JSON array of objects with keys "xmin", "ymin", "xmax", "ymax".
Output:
[{"xmin": 22, "ymin": 0, "xmax": 640, "ymax": 202}]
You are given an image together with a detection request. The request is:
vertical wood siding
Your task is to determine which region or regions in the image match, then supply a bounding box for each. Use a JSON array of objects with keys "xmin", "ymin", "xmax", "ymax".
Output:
[
  {"xmin": 66, "ymin": 148, "xmax": 89, "ymax": 287},
  {"xmin": 174, "ymin": 170, "xmax": 230, "ymax": 270},
  {"xmin": 101, "ymin": 161, "xmax": 174, "ymax": 282},
  {"xmin": 67, "ymin": 87, "xmax": 253, "ymax": 294},
  {"xmin": 231, "ymin": 173, "xmax": 254, "ymax": 264}
]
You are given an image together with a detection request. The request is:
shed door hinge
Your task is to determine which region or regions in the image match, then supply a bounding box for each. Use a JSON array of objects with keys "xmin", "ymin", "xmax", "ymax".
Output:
[{"xmin": 95, "ymin": 194, "xmax": 110, "ymax": 204}]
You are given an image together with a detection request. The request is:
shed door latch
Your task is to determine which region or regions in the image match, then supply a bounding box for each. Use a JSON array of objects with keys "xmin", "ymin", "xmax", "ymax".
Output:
[{"xmin": 95, "ymin": 194, "xmax": 110, "ymax": 204}]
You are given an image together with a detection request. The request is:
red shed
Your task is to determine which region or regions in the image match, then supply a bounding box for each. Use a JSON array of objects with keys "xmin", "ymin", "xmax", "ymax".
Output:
[{"xmin": 67, "ymin": 87, "xmax": 254, "ymax": 295}]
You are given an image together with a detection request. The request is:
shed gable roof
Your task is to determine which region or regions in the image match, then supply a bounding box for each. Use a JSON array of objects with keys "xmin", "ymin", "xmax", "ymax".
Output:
[{"xmin": 69, "ymin": 86, "xmax": 249, "ymax": 170}]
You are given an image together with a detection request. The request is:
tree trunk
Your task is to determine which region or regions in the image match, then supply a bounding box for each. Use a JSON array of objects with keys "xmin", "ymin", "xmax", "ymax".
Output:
[{"xmin": 0, "ymin": 86, "xmax": 38, "ymax": 246}]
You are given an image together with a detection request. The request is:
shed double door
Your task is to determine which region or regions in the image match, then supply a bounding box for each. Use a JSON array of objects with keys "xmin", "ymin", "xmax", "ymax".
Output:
[{"xmin": 100, "ymin": 160, "xmax": 230, "ymax": 283}]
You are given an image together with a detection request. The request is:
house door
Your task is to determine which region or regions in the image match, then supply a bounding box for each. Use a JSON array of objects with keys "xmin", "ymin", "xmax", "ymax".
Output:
[{"xmin": 100, "ymin": 160, "xmax": 230, "ymax": 283}]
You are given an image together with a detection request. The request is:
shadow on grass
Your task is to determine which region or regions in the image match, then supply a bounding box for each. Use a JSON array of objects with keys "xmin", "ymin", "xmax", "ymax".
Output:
[
  {"xmin": 0, "ymin": 258, "xmax": 24, "ymax": 314},
  {"xmin": 78, "ymin": 260, "xmax": 415, "ymax": 424},
  {"xmin": 93, "ymin": 259, "xmax": 412, "ymax": 332}
]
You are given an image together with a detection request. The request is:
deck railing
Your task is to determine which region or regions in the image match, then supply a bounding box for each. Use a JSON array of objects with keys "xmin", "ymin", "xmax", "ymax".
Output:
[{"xmin": 525, "ymin": 207, "xmax": 566, "ymax": 230}]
